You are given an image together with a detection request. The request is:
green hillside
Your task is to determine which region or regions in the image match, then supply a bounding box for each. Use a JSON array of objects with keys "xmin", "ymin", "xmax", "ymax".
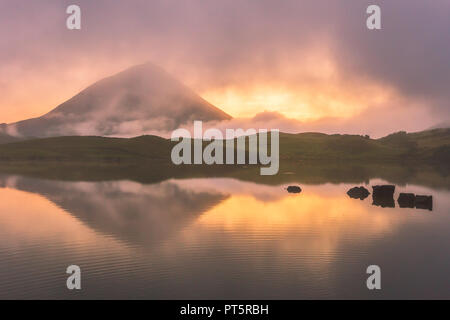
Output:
[
  {"xmin": 0, "ymin": 128, "xmax": 448, "ymax": 164},
  {"xmin": 0, "ymin": 135, "xmax": 171, "ymax": 163},
  {"xmin": 279, "ymin": 129, "xmax": 450, "ymax": 163}
]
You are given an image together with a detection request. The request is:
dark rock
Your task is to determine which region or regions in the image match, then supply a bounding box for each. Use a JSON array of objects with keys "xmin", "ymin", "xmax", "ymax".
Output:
[
  {"xmin": 398, "ymin": 193, "xmax": 415, "ymax": 208},
  {"xmin": 287, "ymin": 186, "xmax": 302, "ymax": 193},
  {"xmin": 415, "ymin": 195, "xmax": 433, "ymax": 211},
  {"xmin": 372, "ymin": 185, "xmax": 395, "ymax": 208},
  {"xmin": 372, "ymin": 185, "xmax": 395, "ymax": 197},
  {"xmin": 347, "ymin": 186, "xmax": 370, "ymax": 200},
  {"xmin": 373, "ymin": 197, "xmax": 395, "ymax": 208}
]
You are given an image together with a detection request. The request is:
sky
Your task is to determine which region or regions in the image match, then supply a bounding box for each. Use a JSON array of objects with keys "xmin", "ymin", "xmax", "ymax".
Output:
[{"xmin": 1, "ymin": 0, "xmax": 449, "ymax": 137}]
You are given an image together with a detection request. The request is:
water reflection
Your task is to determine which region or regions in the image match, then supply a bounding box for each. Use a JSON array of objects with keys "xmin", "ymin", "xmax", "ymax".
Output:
[
  {"xmin": 0, "ymin": 175, "xmax": 449, "ymax": 299},
  {"xmin": 0, "ymin": 176, "xmax": 227, "ymax": 247}
]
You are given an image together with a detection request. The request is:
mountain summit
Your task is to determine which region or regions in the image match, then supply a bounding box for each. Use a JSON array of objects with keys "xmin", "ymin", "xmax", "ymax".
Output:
[{"xmin": 4, "ymin": 63, "xmax": 231, "ymax": 137}]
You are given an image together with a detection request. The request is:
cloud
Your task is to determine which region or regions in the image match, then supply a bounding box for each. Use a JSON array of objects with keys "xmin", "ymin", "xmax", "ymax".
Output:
[
  {"xmin": 0, "ymin": 0, "xmax": 449, "ymax": 132},
  {"xmin": 106, "ymin": 103, "xmax": 433, "ymax": 139},
  {"xmin": 184, "ymin": 104, "xmax": 435, "ymax": 139}
]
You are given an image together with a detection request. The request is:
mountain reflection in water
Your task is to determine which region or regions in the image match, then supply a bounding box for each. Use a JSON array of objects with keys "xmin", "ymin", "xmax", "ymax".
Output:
[{"xmin": 0, "ymin": 174, "xmax": 449, "ymax": 299}]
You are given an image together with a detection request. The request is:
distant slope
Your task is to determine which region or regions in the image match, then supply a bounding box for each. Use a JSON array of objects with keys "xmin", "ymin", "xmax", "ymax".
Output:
[
  {"xmin": 278, "ymin": 128, "xmax": 450, "ymax": 163},
  {"xmin": 0, "ymin": 135, "xmax": 172, "ymax": 162},
  {"xmin": 278, "ymin": 132, "xmax": 399, "ymax": 161},
  {"xmin": 428, "ymin": 121, "xmax": 450, "ymax": 130},
  {"xmin": 1, "ymin": 63, "xmax": 231, "ymax": 138},
  {"xmin": 0, "ymin": 130, "xmax": 22, "ymax": 144},
  {"xmin": 0, "ymin": 129, "xmax": 448, "ymax": 164},
  {"xmin": 378, "ymin": 128, "xmax": 450, "ymax": 163}
]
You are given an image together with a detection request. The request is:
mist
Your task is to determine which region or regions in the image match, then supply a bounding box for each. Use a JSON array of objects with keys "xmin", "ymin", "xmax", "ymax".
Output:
[{"xmin": 1, "ymin": 0, "xmax": 449, "ymax": 135}]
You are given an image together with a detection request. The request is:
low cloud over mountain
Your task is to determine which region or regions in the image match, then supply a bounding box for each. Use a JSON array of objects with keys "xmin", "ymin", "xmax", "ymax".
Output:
[
  {"xmin": 2, "ymin": 63, "xmax": 230, "ymax": 138},
  {"xmin": 1, "ymin": 61, "xmax": 447, "ymax": 140}
]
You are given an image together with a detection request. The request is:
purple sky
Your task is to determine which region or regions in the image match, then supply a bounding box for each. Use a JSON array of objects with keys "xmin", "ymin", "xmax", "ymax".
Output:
[{"xmin": 1, "ymin": 0, "xmax": 449, "ymax": 137}]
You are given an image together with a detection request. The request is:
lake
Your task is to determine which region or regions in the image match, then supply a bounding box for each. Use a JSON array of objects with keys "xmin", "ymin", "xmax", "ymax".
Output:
[{"xmin": 0, "ymin": 172, "xmax": 449, "ymax": 299}]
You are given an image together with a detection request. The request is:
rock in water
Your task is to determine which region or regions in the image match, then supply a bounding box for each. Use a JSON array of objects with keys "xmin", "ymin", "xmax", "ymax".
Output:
[
  {"xmin": 398, "ymin": 193, "xmax": 415, "ymax": 208},
  {"xmin": 372, "ymin": 185, "xmax": 395, "ymax": 197},
  {"xmin": 372, "ymin": 185, "xmax": 395, "ymax": 208},
  {"xmin": 415, "ymin": 195, "xmax": 433, "ymax": 211},
  {"xmin": 287, "ymin": 186, "xmax": 302, "ymax": 193},
  {"xmin": 347, "ymin": 186, "xmax": 370, "ymax": 200}
]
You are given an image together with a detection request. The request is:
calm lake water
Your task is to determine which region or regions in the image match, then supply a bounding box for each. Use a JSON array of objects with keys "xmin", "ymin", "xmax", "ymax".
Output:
[{"xmin": 0, "ymin": 174, "xmax": 449, "ymax": 299}]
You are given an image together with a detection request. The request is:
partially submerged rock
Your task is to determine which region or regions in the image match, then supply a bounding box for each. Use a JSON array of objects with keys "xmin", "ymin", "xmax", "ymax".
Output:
[
  {"xmin": 287, "ymin": 186, "xmax": 302, "ymax": 194},
  {"xmin": 347, "ymin": 186, "xmax": 370, "ymax": 200},
  {"xmin": 372, "ymin": 185, "xmax": 395, "ymax": 208},
  {"xmin": 398, "ymin": 193, "xmax": 415, "ymax": 208},
  {"xmin": 415, "ymin": 195, "xmax": 433, "ymax": 211},
  {"xmin": 372, "ymin": 185, "xmax": 395, "ymax": 197}
]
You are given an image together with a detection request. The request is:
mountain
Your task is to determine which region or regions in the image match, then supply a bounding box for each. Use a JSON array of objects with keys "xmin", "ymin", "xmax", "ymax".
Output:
[
  {"xmin": 428, "ymin": 121, "xmax": 450, "ymax": 130},
  {"xmin": 0, "ymin": 133, "xmax": 20, "ymax": 144},
  {"xmin": 0, "ymin": 124, "xmax": 23, "ymax": 144},
  {"xmin": 1, "ymin": 63, "xmax": 231, "ymax": 138}
]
